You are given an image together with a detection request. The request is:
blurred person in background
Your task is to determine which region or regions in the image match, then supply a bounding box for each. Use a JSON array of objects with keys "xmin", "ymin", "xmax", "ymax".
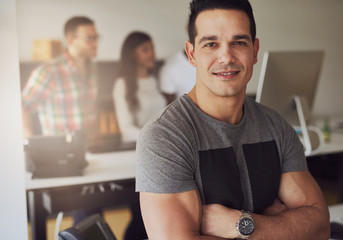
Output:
[
  {"xmin": 22, "ymin": 16, "xmax": 99, "ymax": 140},
  {"xmin": 112, "ymin": 31, "xmax": 166, "ymax": 240},
  {"xmin": 113, "ymin": 31, "xmax": 166, "ymax": 143},
  {"xmin": 159, "ymin": 23, "xmax": 196, "ymax": 104},
  {"xmin": 159, "ymin": 49, "xmax": 196, "ymax": 104},
  {"xmin": 21, "ymin": 16, "xmax": 101, "ymax": 225}
]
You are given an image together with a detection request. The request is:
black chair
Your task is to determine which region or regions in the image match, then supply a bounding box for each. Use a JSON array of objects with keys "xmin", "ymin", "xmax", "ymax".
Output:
[
  {"xmin": 58, "ymin": 228, "xmax": 87, "ymax": 240},
  {"xmin": 58, "ymin": 213, "xmax": 117, "ymax": 240}
]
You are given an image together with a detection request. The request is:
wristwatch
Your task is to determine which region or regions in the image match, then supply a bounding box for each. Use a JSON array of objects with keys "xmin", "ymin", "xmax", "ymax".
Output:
[{"xmin": 236, "ymin": 210, "xmax": 255, "ymax": 239}]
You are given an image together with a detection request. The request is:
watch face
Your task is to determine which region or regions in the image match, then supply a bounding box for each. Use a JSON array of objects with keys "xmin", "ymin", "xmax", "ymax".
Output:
[{"xmin": 239, "ymin": 217, "xmax": 255, "ymax": 236}]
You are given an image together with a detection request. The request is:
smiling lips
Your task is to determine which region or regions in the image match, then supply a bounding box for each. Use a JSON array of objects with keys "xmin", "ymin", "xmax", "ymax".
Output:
[{"xmin": 213, "ymin": 71, "xmax": 240, "ymax": 79}]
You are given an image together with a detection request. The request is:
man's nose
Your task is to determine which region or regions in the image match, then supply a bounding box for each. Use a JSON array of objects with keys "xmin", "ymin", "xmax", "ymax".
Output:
[
  {"xmin": 217, "ymin": 46, "xmax": 236, "ymax": 65},
  {"xmin": 91, "ymin": 39, "xmax": 98, "ymax": 48}
]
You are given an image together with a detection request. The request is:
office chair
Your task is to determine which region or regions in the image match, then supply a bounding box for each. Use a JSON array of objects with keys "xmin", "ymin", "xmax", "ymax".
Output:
[
  {"xmin": 58, "ymin": 213, "xmax": 117, "ymax": 240},
  {"xmin": 58, "ymin": 228, "xmax": 87, "ymax": 240}
]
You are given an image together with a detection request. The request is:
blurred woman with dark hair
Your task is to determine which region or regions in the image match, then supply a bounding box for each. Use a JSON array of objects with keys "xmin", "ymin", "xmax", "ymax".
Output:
[
  {"xmin": 112, "ymin": 31, "xmax": 165, "ymax": 239},
  {"xmin": 113, "ymin": 31, "xmax": 166, "ymax": 142}
]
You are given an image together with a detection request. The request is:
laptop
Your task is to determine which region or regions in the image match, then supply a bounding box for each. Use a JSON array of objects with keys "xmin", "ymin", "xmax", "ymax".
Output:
[{"xmin": 24, "ymin": 131, "xmax": 88, "ymax": 178}]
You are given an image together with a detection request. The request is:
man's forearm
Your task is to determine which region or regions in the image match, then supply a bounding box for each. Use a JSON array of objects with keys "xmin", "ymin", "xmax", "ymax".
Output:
[
  {"xmin": 199, "ymin": 236, "xmax": 227, "ymax": 240},
  {"xmin": 251, "ymin": 204, "xmax": 330, "ymax": 240},
  {"xmin": 201, "ymin": 203, "xmax": 329, "ymax": 239}
]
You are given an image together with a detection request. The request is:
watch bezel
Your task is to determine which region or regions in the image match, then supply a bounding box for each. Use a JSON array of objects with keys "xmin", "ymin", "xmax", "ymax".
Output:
[
  {"xmin": 238, "ymin": 217, "xmax": 254, "ymax": 235},
  {"xmin": 236, "ymin": 211, "xmax": 255, "ymax": 239}
]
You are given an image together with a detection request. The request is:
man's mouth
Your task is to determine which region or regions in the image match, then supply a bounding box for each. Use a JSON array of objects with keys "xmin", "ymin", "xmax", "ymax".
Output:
[
  {"xmin": 215, "ymin": 71, "xmax": 239, "ymax": 76},
  {"xmin": 214, "ymin": 71, "xmax": 240, "ymax": 77}
]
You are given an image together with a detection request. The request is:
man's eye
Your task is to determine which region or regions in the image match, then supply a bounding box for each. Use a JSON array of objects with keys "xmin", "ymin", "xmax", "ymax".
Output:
[
  {"xmin": 204, "ymin": 42, "xmax": 216, "ymax": 48},
  {"xmin": 234, "ymin": 41, "xmax": 248, "ymax": 46}
]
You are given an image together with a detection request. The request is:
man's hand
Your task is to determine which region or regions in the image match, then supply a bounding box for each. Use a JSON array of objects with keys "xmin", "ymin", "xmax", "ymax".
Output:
[
  {"xmin": 263, "ymin": 198, "xmax": 288, "ymax": 216},
  {"xmin": 201, "ymin": 199, "xmax": 288, "ymax": 238},
  {"xmin": 201, "ymin": 204, "xmax": 241, "ymax": 239}
]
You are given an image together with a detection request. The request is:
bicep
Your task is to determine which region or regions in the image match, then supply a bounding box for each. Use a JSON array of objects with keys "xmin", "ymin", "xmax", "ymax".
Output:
[
  {"xmin": 279, "ymin": 171, "xmax": 327, "ymax": 211},
  {"xmin": 140, "ymin": 189, "xmax": 202, "ymax": 240}
]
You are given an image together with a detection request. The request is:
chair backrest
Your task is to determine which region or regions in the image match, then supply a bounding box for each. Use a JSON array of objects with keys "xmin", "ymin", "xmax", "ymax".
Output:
[
  {"xmin": 58, "ymin": 228, "xmax": 86, "ymax": 240},
  {"xmin": 58, "ymin": 214, "xmax": 117, "ymax": 240}
]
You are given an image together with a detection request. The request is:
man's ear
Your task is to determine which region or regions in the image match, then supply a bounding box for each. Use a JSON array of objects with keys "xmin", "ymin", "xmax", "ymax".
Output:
[
  {"xmin": 185, "ymin": 41, "xmax": 196, "ymax": 67},
  {"xmin": 66, "ymin": 34, "xmax": 74, "ymax": 46},
  {"xmin": 253, "ymin": 38, "xmax": 260, "ymax": 65}
]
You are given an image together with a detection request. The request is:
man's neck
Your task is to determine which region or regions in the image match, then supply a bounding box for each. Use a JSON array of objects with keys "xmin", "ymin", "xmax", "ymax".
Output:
[
  {"xmin": 75, "ymin": 59, "xmax": 90, "ymax": 76},
  {"xmin": 187, "ymin": 87, "xmax": 245, "ymax": 125},
  {"xmin": 69, "ymin": 52, "xmax": 91, "ymax": 79}
]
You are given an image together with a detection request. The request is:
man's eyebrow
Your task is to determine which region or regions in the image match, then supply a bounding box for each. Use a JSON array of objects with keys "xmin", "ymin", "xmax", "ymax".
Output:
[
  {"xmin": 198, "ymin": 35, "xmax": 218, "ymax": 45},
  {"xmin": 233, "ymin": 34, "xmax": 252, "ymax": 41}
]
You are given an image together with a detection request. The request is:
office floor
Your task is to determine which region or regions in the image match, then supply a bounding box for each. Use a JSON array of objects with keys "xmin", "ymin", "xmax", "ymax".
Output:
[{"xmin": 27, "ymin": 206, "xmax": 131, "ymax": 240}]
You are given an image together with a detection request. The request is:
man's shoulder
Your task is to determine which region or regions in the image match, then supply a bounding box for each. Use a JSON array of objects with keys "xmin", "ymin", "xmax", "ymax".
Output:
[
  {"xmin": 245, "ymin": 96, "xmax": 295, "ymax": 137},
  {"xmin": 32, "ymin": 54, "xmax": 66, "ymax": 74},
  {"xmin": 245, "ymin": 96, "xmax": 284, "ymax": 121},
  {"xmin": 148, "ymin": 96, "xmax": 190, "ymax": 123},
  {"xmin": 140, "ymin": 96, "xmax": 194, "ymax": 136}
]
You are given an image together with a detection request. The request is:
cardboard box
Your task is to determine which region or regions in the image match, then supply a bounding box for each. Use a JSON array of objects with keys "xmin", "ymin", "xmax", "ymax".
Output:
[{"xmin": 32, "ymin": 39, "xmax": 63, "ymax": 60}]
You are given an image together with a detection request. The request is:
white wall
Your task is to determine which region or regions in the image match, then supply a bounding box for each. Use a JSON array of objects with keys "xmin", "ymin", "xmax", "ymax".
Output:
[
  {"xmin": 0, "ymin": 0, "xmax": 28, "ymax": 238},
  {"xmin": 250, "ymin": 0, "xmax": 343, "ymax": 118},
  {"xmin": 16, "ymin": 0, "xmax": 343, "ymax": 117},
  {"xmin": 16, "ymin": 0, "xmax": 190, "ymax": 61}
]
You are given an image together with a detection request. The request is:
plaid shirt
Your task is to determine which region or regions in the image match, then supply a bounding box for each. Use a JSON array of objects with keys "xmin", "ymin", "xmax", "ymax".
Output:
[{"xmin": 22, "ymin": 51, "xmax": 98, "ymax": 136}]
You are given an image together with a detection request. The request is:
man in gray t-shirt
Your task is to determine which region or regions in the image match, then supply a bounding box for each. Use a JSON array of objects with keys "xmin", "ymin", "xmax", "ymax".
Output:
[
  {"xmin": 136, "ymin": 0, "xmax": 330, "ymax": 239},
  {"xmin": 136, "ymin": 95, "xmax": 307, "ymax": 213}
]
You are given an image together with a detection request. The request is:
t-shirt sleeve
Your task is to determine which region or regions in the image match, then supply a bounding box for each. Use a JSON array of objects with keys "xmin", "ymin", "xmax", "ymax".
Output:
[
  {"xmin": 135, "ymin": 117, "xmax": 197, "ymax": 193},
  {"xmin": 279, "ymin": 117, "xmax": 308, "ymax": 173}
]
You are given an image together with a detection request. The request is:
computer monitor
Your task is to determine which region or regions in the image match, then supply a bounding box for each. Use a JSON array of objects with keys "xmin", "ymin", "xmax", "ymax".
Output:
[{"xmin": 255, "ymin": 50, "xmax": 324, "ymax": 156}]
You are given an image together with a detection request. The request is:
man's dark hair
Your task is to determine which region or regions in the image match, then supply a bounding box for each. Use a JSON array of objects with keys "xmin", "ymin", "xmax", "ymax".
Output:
[
  {"xmin": 64, "ymin": 16, "xmax": 94, "ymax": 37},
  {"xmin": 188, "ymin": 0, "xmax": 256, "ymax": 45}
]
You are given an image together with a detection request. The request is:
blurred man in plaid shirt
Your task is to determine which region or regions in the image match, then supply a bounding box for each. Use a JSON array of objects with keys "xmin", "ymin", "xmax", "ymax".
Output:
[
  {"xmin": 22, "ymin": 16, "xmax": 99, "ymax": 140},
  {"xmin": 21, "ymin": 16, "xmax": 102, "ymax": 225}
]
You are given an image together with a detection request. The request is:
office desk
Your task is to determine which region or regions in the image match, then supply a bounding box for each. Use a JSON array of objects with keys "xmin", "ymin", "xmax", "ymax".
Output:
[
  {"xmin": 310, "ymin": 131, "xmax": 343, "ymax": 157},
  {"xmin": 26, "ymin": 150, "xmax": 137, "ymax": 240},
  {"xmin": 306, "ymin": 131, "xmax": 343, "ymax": 201}
]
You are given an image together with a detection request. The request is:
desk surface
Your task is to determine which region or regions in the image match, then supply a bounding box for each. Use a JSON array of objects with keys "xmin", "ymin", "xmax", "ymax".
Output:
[
  {"xmin": 330, "ymin": 204, "xmax": 343, "ymax": 223},
  {"xmin": 26, "ymin": 131, "xmax": 343, "ymax": 190},
  {"xmin": 26, "ymin": 150, "xmax": 136, "ymax": 190},
  {"xmin": 329, "ymin": 204, "xmax": 343, "ymax": 240},
  {"xmin": 310, "ymin": 131, "xmax": 343, "ymax": 156}
]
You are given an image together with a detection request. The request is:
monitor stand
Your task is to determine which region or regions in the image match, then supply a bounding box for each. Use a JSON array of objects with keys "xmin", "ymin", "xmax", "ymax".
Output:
[{"xmin": 293, "ymin": 95, "xmax": 323, "ymax": 156}]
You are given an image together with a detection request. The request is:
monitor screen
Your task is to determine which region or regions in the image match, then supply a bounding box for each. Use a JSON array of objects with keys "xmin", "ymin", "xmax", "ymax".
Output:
[
  {"xmin": 255, "ymin": 50, "xmax": 324, "ymax": 125},
  {"xmin": 255, "ymin": 50, "xmax": 325, "ymax": 155}
]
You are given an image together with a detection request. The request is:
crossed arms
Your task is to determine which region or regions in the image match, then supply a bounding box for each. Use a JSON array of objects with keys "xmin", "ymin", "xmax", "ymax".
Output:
[{"xmin": 140, "ymin": 170, "xmax": 330, "ymax": 239}]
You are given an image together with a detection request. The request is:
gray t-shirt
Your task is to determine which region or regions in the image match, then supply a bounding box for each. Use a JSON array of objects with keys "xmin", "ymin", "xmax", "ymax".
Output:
[{"xmin": 136, "ymin": 95, "xmax": 307, "ymax": 212}]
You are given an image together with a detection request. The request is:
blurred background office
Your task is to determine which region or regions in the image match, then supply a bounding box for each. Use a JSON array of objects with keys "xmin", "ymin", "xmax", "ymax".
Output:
[
  {"xmin": 3, "ymin": 0, "xmax": 343, "ymax": 239},
  {"xmin": 17, "ymin": 0, "xmax": 343, "ymax": 119}
]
